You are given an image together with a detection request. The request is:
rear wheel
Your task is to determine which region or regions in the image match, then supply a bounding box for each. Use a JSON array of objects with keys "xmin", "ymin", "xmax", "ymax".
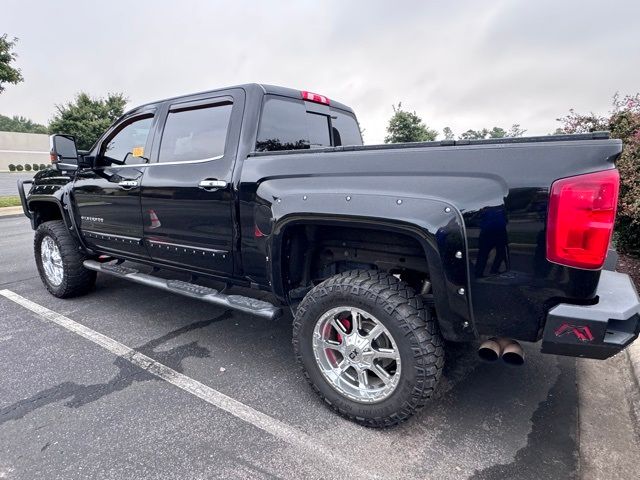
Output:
[
  {"xmin": 293, "ymin": 269, "xmax": 444, "ymax": 427},
  {"xmin": 34, "ymin": 220, "xmax": 96, "ymax": 298}
]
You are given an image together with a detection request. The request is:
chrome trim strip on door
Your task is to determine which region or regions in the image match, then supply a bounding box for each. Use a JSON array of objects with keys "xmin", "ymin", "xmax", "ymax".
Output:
[
  {"xmin": 92, "ymin": 154, "xmax": 225, "ymax": 169},
  {"xmin": 83, "ymin": 230, "xmax": 142, "ymax": 244},
  {"xmin": 146, "ymin": 239, "xmax": 228, "ymax": 257}
]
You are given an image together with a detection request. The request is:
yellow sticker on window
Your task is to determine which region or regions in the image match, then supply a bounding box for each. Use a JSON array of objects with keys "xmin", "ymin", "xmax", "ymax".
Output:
[{"xmin": 132, "ymin": 146, "xmax": 144, "ymax": 157}]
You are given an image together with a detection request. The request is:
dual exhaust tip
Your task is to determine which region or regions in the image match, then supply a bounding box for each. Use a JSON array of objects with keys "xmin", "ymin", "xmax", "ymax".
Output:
[{"xmin": 478, "ymin": 337, "xmax": 525, "ymax": 365}]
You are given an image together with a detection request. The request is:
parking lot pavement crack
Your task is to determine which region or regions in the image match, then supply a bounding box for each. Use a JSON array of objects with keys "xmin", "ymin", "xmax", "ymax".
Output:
[
  {"xmin": 0, "ymin": 310, "xmax": 233, "ymax": 423},
  {"xmin": 0, "ymin": 289, "xmax": 380, "ymax": 479},
  {"xmin": 469, "ymin": 359, "xmax": 578, "ymax": 480}
]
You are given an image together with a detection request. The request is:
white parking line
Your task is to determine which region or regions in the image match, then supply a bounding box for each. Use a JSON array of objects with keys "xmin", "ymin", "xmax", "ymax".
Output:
[{"xmin": 0, "ymin": 289, "xmax": 376, "ymax": 479}]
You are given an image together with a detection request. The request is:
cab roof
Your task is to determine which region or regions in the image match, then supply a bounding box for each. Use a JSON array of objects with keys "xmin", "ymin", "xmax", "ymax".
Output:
[{"xmin": 126, "ymin": 83, "xmax": 355, "ymax": 116}]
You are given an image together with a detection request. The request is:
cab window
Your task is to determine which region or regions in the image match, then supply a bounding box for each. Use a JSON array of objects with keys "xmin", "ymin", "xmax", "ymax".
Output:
[
  {"xmin": 159, "ymin": 102, "xmax": 233, "ymax": 163},
  {"xmin": 102, "ymin": 116, "xmax": 153, "ymax": 165},
  {"xmin": 256, "ymin": 95, "xmax": 362, "ymax": 152},
  {"xmin": 306, "ymin": 112, "xmax": 331, "ymax": 147},
  {"xmin": 255, "ymin": 97, "xmax": 310, "ymax": 151},
  {"xmin": 331, "ymin": 110, "xmax": 362, "ymax": 147}
]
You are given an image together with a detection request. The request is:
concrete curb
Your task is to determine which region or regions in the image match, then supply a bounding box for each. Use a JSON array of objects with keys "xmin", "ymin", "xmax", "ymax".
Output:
[
  {"xmin": 0, "ymin": 206, "xmax": 24, "ymax": 218},
  {"xmin": 627, "ymin": 340, "xmax": 640, "ymax": 390}
]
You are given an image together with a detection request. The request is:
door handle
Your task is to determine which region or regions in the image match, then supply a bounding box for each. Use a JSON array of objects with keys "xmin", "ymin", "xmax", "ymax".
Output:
[
  {"xmin": 199, "ymin": 179, "xmax": 227, "ymax": 191},
  {"xmin": 118, "ymin": 180, "xmax": 139, "ymax": 189}
]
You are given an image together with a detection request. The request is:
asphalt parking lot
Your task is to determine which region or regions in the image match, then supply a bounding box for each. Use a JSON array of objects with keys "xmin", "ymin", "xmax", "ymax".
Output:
[{"xmin": 1, "ymin": 215, "xmax": 639, "ymax": 479}]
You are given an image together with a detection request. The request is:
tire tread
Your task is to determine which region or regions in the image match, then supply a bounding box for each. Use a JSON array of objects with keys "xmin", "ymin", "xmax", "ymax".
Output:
[
  {"xmin": 34, "ymin": 220, "xmax": 96, "ymax": 298},
  {"xmin": 293, "ymin": 269, "xmax": 444, "ymax": 428}
]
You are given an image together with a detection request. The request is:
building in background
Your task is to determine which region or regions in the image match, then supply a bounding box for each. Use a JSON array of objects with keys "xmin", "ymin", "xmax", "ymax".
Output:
[{"xmin": 0, "ymin": 132, "xmax": 49, "ymax": 171}]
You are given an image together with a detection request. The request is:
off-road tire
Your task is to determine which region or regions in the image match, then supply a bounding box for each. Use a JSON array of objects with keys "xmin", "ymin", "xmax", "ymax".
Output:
[
  {"xmin": 34, "ymin": 220, "xmax": 96, "ymax": 298},
  {"xmin": 293, "ymin": 269, "xmax": 444, "ymax": 427}
]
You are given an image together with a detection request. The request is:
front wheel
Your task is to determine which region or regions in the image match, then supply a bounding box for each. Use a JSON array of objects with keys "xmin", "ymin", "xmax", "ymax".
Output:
[
  {"xmin": 293, "ymin": 270, "xmax": 444, "ymax": 427},
  {"xmin": 34, "ymin": 220, "xmax": 96, "ymax": 298}
]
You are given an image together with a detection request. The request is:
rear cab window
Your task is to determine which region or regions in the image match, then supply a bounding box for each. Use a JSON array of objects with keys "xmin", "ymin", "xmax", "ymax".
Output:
[
  {"xmin": 255, "ymin": 95, "xmax": 362, "ymax": 152},
  {"xmin": 159, "ymin": 101, "xmax": 233, "ymax": 163}
]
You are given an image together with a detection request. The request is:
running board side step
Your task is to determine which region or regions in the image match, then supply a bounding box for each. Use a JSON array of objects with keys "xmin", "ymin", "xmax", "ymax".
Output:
[{"xmin": 83, "ymin": 260, "xmax": 282, "ymax": 320}]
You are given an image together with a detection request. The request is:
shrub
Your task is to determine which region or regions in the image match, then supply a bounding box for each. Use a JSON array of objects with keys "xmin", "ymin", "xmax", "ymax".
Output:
[
  {"xmin": 40, "ymin": 164, "xmax": 47, "ymax": 170},
  {"xmin": 8, "ymin": 164, "xmax": 16, "ymax": 172},
  {"xmin": 32, "ymin": 163, "xmax": 39, "ymax": 171},
  {"xmin": 557, "ymin": 94, "xmax": 640, "ymax": 254},
  {"xmin": 24, "ymin": 164, "xmax": 31, "ymax": 171},
  {"xmin": 610, "ymin": 94, "xmax": 640, "ymax": 253},
  {"xmin": 16, "ymin": 164, "xmax": 23, "ymax": 171}
]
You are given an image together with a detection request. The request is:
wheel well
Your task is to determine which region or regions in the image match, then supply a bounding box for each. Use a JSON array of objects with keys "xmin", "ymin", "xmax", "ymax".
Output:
[
  {"xmin": 281, "ymin": 224, "xmax": 431, "ymax": 300},
  {"xmin": 29, "ymin": 201, "xmax": 64, "ymax": 227}
]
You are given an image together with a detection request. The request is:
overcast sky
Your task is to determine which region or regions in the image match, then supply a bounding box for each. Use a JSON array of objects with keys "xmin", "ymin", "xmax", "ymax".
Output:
[{"xmin": 2, "ymin": 0, "xmax": 639, "ymax": 143}]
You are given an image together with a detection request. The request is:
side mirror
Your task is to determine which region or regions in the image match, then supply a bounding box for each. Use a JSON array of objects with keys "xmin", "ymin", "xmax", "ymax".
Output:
[
  {"xmin": 50, "ymin": 134, "xmax": 79, "ymax": 171},
  {"xmin": 77, "ymin": 150, "xmax": 95, "ymax": 169}
]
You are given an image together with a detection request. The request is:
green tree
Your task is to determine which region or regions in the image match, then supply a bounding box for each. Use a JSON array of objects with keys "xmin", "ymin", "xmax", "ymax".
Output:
[
  {"xmin": 0, "ymin": 34, "xmax": 23, "ymax": 94},
  {"xmin": 506, "ymin": 124, "xmax": 526, "ymax": 137},
  {"xmin": 460, "ymin": 128, "xmax": 490, "ymax": 140},
  {"xmin": 49, "ymin": 92, "xmax": 127, "ymax": 150},
  {"xmin": 442, "ymin": 127, "xmax": 455, "ymax": 140},
  {"xmin": 385, "ymin": 103, "xmax": 437, "ymax": 143},
  {"xmin": 489, "ymin": 127, "xmax": 507, "ymax": 138},
  {"xmin": 0, "ymin": 114, "xmax": 47, "ymax": 133},
  {"xmin": 460, "ymin": 124, "xmax": 526, "ymax": 140}
]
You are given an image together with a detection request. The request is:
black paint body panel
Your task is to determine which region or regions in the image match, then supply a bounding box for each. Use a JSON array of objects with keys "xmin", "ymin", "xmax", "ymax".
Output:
[
  {"xmin": 239, "ymin": 137, "xmax": 622, "ymax": 342},
  {"xmin": 24, "ymin": 83, "xmax": 623, "ymax": 344}
]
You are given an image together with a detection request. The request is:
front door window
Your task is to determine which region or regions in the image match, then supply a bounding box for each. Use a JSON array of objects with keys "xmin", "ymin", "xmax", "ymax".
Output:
[{"xmin": 102, "ymin": 116, "xmax": 153, "ymax": 165}]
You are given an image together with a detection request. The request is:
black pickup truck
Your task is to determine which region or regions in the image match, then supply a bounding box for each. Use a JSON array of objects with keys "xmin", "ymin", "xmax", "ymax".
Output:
[{"xmin": 18, "ymin": 84, "xmax": 640, "ymax": 427}]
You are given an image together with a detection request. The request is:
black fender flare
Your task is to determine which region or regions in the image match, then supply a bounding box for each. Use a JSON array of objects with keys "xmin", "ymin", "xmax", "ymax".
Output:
[
  {"xmin": 266, "ymin": 191, "xmax": 477, "ymax": 341},
  {"xmin": 27, "ymin": 194, "xmax": 71, "ymax": 229},
  {"xmin": 26, "ymin": 192, "xmax": 94, "ymax": 254}
]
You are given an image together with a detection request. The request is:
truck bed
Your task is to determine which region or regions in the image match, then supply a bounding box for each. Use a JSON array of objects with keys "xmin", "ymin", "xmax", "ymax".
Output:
[
  {"xmin": 240, "ymin": 132, "xmax": 622, "ymax": 342},
  {"xmin": 248, "ymin": 132, "xmax": 611, "ymax": 157}
]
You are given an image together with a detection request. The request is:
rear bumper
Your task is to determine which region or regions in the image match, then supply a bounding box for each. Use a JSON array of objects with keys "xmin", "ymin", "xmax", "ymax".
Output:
[{"xmin": 541, "ymin": 270, "xmax": 640, "ymax": 359}]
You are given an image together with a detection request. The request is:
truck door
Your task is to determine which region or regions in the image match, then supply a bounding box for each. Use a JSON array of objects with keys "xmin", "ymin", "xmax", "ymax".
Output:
[
  {"xmin": 72, "ymin": 110, "xmax": 157, "ymax": 259},
  {"xmin": 140, "ymin": 89, "xmax": 244, "ymax": 276}
]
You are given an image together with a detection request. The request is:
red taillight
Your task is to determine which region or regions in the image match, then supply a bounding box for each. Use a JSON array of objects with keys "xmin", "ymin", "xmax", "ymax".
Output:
[
  {"xmin": 546, "ymin": 169, "xmax": 619, "ymax": 270},
  {"xmin": 301, "ymin": 91, "xmax": 330, "ymax": 105}
]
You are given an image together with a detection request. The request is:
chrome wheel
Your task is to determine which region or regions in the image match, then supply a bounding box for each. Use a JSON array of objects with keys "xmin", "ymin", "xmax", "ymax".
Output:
[
  {"xmin": 312, "ymin": 306, "xmax": 402, "ymax": 403},
  {"xmin": 41, "ymin": 236, "xmax": 64, "ymax": 286}
]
